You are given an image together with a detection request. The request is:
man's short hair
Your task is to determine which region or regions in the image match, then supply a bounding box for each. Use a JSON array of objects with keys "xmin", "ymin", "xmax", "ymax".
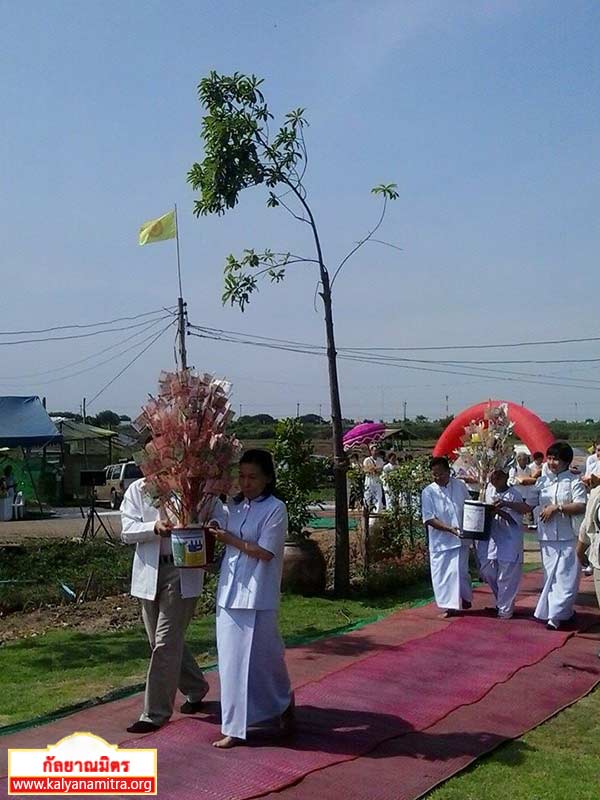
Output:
[
  {"xmin": 429, "ymin": 456, "xmax": 450, "ymax": 471},
  {"xmin": 546, "ymin": 441, "xmax": 573, "ymax": 466},
  {"xmin": 532, "ymin": 451, "xmax": 544, "ymax": 460}
]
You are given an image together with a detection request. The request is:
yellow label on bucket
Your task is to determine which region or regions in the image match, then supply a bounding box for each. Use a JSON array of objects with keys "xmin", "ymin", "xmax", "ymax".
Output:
[{"xmin": 171, "ymin": 529, "xmax": 206, "ymax": 568}]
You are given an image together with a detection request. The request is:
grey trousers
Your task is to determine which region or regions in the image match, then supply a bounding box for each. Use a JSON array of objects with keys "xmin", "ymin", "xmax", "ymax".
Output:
[{"xmin": 139, "ymin": 564, "xmax": 208, "ymax": 725}]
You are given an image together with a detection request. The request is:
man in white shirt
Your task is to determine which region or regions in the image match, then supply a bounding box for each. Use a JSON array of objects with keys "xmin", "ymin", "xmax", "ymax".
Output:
[
  {"xmin": 481, "ymin": 469, "xmax": 531, "ymax": 619},
  {"xmin": 530, "ymin": 442, "xmax": 587, "ymax": 631},
  {"xmin": 421, "ymin": 457, "xmax": 472, "ymax": 618},
  {"xmin": 121, "ymin": 478, "xmax": 220, "ymax": 733}
]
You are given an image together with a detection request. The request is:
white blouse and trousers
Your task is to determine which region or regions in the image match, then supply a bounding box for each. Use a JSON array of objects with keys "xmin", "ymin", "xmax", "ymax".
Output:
[
  {"xmin": 532, "ymin": 470, "xmax": 587, "ymax": 626},
  {"xmin": 216, "ymin": 494, "xmax": 292, "ymax": 740},
  {"xmin": 478, "ymin": 484, "xmax": 525, "ymax": 619}
]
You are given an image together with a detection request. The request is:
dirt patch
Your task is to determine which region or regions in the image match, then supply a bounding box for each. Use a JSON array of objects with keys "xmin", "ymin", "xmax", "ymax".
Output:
[{"xmin": 0, "ymin": 594, "xmax": 141, "ymax": 643}]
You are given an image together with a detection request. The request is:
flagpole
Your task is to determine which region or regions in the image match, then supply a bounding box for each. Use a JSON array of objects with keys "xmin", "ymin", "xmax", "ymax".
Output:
[{"xmin": 174, "ymin": 204, "xmax": 188, "ymax": 371}]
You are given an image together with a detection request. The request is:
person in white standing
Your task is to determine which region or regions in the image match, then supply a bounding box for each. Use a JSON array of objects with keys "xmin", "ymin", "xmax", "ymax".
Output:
[
  {"xmin": 363, "ymin": 445, "xmax": 385, "ymax": 513},
  {"xmin": 508, "ymin": 451, "xmax": 537, "ymax": 526},
  {"xmin": 582, "ymin": 442, "xmax": 600, "ymax": 488},
  {"xmin": 576, "ymin": 463, "xmax": 600, "ymax": 658},
  {"xmin": 208, "ymin": 449, "xmax": 293, "ymax": 749},
  {"xmin": 480, "ymin": 469, "xmax": 531, "ymax": 619},
  {"xmin": 421, "ymin": 456, "xmax": 473, "ymax": 618},
  {"xmin": 381, "ymin": 451, "xmax": 398, "ymax": 510},
  {"xmin": 530, "ymin": 442, "xmax": 587, "ymax": 631},
  {"xmin": 121, "ymin": 478, "xmax": 221, "ymax": 733}
]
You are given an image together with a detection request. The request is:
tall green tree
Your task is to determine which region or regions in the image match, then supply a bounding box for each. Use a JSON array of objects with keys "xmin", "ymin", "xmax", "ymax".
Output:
[{"xmin": 188, "ymin": 72, "xmax": 398, "ymax": 593}]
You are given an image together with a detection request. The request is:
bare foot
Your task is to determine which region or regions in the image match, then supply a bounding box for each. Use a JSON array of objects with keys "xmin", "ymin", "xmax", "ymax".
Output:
[{"xmin": 212, "ymin": 736, "xmax": 244, "ymax": 749}]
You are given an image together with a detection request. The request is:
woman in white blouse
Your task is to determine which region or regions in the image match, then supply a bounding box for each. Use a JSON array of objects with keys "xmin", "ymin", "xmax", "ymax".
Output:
[
  {"xmin": 208, "ymin": 449, "xmax": 294, "ymax": 749},
  {"xmin": 531, "ymin": 441, "xmax": 587, "ymax": 630}
]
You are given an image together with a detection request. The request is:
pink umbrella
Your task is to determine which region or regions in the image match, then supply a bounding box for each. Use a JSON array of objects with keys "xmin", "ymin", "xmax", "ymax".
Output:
[{"xmin": 343, "ymin": 422, "xmax": 387, "ymax": 451}]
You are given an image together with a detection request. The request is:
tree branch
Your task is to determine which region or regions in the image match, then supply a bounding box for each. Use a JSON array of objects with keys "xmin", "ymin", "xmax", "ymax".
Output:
[{"xmin": 330, "ymin": 196, "xmax": 388, "ymax": 287}]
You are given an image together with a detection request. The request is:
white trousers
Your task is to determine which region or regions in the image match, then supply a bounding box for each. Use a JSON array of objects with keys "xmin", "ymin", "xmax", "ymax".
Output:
[
  {"xmin": 535, "ymin": 541, "xmax": 580, "ymax": 623},
  {"xmin": 429, "ymin": 545, "xmax": 472, "ymax": 610},
  {"xmin": 479, "ymin": 559, "xmax": 522, "ymax": 618},
  {"xmin": 364, "ymin": 478, "xmax": 383, "ymax": 513},
  {"xmin": 216, "ymin": 606, "xmax": 292, "ymax": 739}
]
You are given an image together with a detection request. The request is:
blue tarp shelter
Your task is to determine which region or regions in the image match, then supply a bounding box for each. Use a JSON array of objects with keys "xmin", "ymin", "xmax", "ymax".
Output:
[{"xmin": 0, "ymin": 396, "xmax": 62, "ymax": 448}]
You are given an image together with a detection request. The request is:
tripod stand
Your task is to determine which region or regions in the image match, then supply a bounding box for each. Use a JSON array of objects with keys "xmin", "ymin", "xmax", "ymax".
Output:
[{"xmin": 81, "ymin": 481, "xmax": 114, "ymax": 542}]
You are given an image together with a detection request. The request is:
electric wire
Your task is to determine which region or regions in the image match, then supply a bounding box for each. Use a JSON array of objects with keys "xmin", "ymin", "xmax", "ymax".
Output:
[
  {"xmin": 188, "ymin": 330, "xmax": 600, "ymax": 392},
  {"xmin": 0, "ymin": 307, "xmax": 176, "ymax": 337},
  {"xmin": 0, "ymin": 319, "xmax": 175, "ymax": 387},
  {"xmin": 87, "ymin": 320, "xmax": 176, "ymax": 407},
  {"xmin": 0, "ymin": 315, "xmax": 170, "ymax": 382},
  {"xmin": 0, "ymin": 314, "xmax": 175, "ymax": 347}
]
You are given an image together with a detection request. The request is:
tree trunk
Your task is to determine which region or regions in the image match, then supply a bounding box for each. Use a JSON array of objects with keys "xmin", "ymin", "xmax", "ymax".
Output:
[{"xmin": 320, "ymin": 272, "xmax": 350, "ymax": 594}]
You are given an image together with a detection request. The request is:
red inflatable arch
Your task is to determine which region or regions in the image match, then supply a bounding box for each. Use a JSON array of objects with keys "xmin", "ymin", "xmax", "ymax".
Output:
[{"xmin": 433, "ymin": 400, "xmax": 555, "ymax": 459}]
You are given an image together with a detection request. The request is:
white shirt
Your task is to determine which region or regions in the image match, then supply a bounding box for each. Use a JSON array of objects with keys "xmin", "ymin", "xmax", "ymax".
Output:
[
  {"xmin": 585, "ymin": 454, "xmax": 598, "ymax": 478},
  {"xmin": 421, "ymin": 477, "xmax": 470, "ymax": 553},
  {"xmin": 121, "ymin": 478, "xmax": 224, "ymax": 600},
  {"xmin": 531, "ymin": 470, "xmax": 587, "ymax": 542},
  {"xmin": 381, "ymin": 462, "xmax": 396, "ymax": 488},
  {"xmin": 484, "ymin": 484, "xmax": 524, "ymax": 563},
  {"xmin": 363, "ymin": 456, "xmax": 384, "ymax": 485},
  {"xmin": 508, "ymin": 463, "xmax": 535, "ymax": 503},
  {"xmin": 217, "ymin": 494, "xmax": 288, "ymax": 610}
]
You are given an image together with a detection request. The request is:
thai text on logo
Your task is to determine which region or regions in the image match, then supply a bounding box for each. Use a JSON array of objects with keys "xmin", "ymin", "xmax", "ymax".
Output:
[{"xmin": 8, "ymin": 732, "xmax": 157, "ymax": 795}]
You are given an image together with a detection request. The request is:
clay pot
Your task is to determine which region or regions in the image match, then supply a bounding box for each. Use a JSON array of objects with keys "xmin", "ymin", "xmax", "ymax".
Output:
[{"xmin": 282, "ymin": 539, "xmax": 326, "ymax": 595}]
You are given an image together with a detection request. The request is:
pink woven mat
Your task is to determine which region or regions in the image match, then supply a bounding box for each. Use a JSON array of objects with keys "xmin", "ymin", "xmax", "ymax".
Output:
[{"xmin": 122, "ymin": 615, "xmax": 575, "ymax": 800}]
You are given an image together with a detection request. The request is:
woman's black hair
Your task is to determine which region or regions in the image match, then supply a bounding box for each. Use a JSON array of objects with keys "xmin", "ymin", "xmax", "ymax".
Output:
[
  {"xmin": 234, "ymin": 449, "xmax": 277, "ymax": 503},
  {"xmin": 546, "ymin": 441, "xmax": 573, "ymax": 466},
  {"xmin": 429, "ymin": 456, "xmax": 450, "ymax": 471}
]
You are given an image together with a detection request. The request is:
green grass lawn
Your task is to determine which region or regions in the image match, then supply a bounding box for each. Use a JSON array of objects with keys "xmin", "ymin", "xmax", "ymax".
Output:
[{"xmin": 427, "ymin": 686, "xmax": 600, "ymax": 800}]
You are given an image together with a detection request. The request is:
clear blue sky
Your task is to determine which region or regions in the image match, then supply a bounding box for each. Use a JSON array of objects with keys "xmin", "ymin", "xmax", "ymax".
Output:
[{"xmin": 1, "ymin": 0, "xmax": 599, "ymax": 422}]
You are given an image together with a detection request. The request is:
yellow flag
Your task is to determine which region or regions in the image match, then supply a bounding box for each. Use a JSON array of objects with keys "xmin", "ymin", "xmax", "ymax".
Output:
[{"xmin": 138, "ymin": 210, "xmax": 176, "ymax": 245}]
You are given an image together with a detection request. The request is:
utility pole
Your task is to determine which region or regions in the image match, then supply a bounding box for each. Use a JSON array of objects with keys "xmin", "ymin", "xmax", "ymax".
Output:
[
  {"xmin": 445, "ymin": 394, "xmax": 449, "ymax": 416},
  {"xmin": 177, "ymin": 296, "xmax": 188, "ymax": 370},
  {"xmin": 239, "ymin": 403, "xmax": 242, "ymax": 418},
  {"xmin": 296, "ymin": 402, "xmax": 300, "ymax": 418},
  {"xmin": 403, "ymin": 400, "xmax": 407, "ymax": 422},
  {"xmin": 319, "ymin": 403, "xmax": 322, "ymax": 420},
  {"xmin": 174, "ymin": 205, "xmax": 188, "ymax": 371},
  {"xmin": 82, "ymin": 397, "xmax": 87, "ymax": 425}
]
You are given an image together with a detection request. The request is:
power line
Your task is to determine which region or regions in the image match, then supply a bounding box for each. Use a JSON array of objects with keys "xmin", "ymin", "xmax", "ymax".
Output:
[
  {"xmin": 191, "ymin": 323, "xmax": 600, "ymax": 367},
  {"xmin": 0, "ymin": 316, "xmax": 169, "ymax": 382},
  {"xmin": 0, "ymin": 320, "xmax": 174, "ymax": 387},
  {"xmin": 188, "ymin": 330, "xmax": 600, "ymax": 392},
  {"xmin": 0, "ymin": 307, "xmax": 175, "ymax": 336},
  {"xmin": 87, "ymin": 320, "xmax": 176, "ymax": 407},
  {"xmin": 188, "ymin": 323, "xmax": 600, "ymax": 353},
  {"xmin": 0, "ymin": 314, "xmax": 175, "ymax": 347}
]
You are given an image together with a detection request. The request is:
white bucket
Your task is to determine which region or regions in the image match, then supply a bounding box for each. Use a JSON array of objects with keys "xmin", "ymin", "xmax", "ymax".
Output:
[
  {"xmin": 462, "ymin": 500, "xmax": 492, "ymax": 540},
  {"xmin": 171, "ymin": 526, "xmax": 209, "ymax": 568}
]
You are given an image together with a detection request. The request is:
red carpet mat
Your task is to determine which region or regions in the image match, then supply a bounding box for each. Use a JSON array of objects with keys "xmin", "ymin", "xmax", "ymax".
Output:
[
  {"xmin": 120, "ymin": 614, "xmax": 592, "ymax": 800},
  {"xmin": 1, "ymin": 572, "xmax": 599, "ymax": 800}
]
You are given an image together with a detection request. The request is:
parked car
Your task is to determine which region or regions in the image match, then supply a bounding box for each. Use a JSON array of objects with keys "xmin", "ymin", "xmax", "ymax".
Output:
[{"xmin": 96, "ymin": 461, "xmax": 143, "ymax": 509}]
